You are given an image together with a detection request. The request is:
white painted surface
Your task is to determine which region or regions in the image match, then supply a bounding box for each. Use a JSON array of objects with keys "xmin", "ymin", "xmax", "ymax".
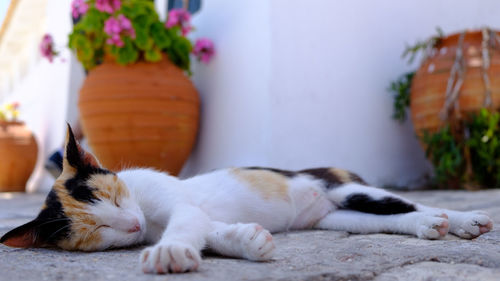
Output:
[
  {"xmin": 183, "ymin": 0, "xmax": 272, "ymax": 173},
  {"xmin": 1, "ymin": 0, "xmax": 72, "ymax": 192},
  {"xmin": 183, "ymin": 0, "xmax": 500, "ymax": 187}
]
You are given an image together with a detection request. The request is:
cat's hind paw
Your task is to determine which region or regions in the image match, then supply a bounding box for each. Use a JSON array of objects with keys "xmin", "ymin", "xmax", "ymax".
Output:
[
  {"xmin": 235, "ymin": 223, "xmax": 275, "ymax": 261},
  {"xmin": 415, "ymin": 213, "xmax": 449, "ymax": 239},
  {"xmin": 450, "ymin": 211, "xmax": 493, "ymax": 239},
  {"xmin": 140, "ymin": 242, "xmax": 201, "ymax": 274}
]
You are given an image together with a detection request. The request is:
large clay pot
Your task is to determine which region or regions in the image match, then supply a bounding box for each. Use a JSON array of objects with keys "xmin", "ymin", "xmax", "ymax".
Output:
[
  {"xmin": 0, "ymin": 122, "xmax": 38, "ymax": 192},
  {"xmin": 78, "ymin": 58, "xmax": 199, "ymax": 175},
  {"xmin": 411, "ymin": 30, "xmax": 500, "ymax": 135}
]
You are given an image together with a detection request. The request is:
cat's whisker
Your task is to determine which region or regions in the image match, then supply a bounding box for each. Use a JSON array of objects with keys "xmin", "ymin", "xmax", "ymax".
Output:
[
  {"xmin": 46, "ymin": 224, "xmax": 72, "ymax": 241},
  {"xmin": 34, "ymin": 217, "xmax": 71, "ymax": 227}
]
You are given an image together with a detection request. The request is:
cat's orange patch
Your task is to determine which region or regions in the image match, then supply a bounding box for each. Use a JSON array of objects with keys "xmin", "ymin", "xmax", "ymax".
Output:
[
  {"xmin": 87, "ymin": 174, "xmax": 129, "ymax": 203},
  {"xmin": 57, "ymin": 207, "xmax": 101, "ymax": 251},
  {"xmin": 61, "ymin": 160, "xmax": 77, "ymax": 175},
  {"xmin": 232, "ymin": 169, "xmax": 290, "ymax": 201},
  {"xmin": 329, "ymin": 168, "xmax": 352, "ymax": 183},
  {"xmin": 72, "ymin": 213, "xmax": 97, "ymax": 226},
  {"xmin": 59, "ymin": 226, "xmax": 102, "ymax": 251}
]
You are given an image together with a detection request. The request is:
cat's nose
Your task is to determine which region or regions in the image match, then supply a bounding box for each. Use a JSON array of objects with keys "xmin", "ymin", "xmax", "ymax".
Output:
[{"xmin": 127, "ymin": 220, "xmax": 141, "ymax": 233}]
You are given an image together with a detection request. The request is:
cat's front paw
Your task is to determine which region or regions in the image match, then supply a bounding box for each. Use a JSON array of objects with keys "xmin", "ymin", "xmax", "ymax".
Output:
[
  {"xmin": 450, "ymin": 211, "xmax": 493, "ymax": 239},
  {"xmin": 235, "ymin": 223, "xmax": 275, "ymax": 261},
  {"xmin": 140, "ymin": 242, "xmax": 201, "ymax": 274}
]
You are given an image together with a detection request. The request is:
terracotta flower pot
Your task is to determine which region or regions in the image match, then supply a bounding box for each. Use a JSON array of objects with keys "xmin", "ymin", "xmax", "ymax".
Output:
[
  {"xmin": 78, "ymin": 58, "xmax": 199, "ymax": 175},
  {"xmin": 0, "ymin": 122, "xmax": 38, "ymax": 192},
  {"xmin": 411, "ymin": 30, "xmax": 500, "ymax": 135}
]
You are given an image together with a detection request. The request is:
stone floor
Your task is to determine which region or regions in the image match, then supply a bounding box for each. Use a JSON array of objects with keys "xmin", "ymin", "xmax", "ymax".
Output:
[{"xmin": 1, "ymin": 190, "xmax": 499, "ymax": 281}]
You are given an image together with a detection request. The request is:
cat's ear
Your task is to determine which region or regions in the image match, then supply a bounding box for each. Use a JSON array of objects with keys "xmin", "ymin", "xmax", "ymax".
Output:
[
  {"xmin": 63, "ymin": 123, "xmax": 101, "ymax": 170},
  {"xmin": 0, "ymin": 220, "xmax": 45, "ymax": 248}
]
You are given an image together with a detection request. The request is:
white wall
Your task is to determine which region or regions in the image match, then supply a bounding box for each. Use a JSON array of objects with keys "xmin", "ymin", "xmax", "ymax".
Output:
[
  {"xmin": 182, "ymin": 0, "xmax": 272, "ymax": 173},
  {"xmin": 184, "ymin": 0, "xmax": 500, "ymax": 187},
  {"xmin": 4, "ymin": 1, "xmax": 73, "ymax": 192}
]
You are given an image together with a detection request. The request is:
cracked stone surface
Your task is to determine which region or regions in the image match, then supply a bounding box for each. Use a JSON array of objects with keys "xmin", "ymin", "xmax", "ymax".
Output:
[{"xmin": 1, "ymin": 190, "xmax": 499, "ymax": 281}]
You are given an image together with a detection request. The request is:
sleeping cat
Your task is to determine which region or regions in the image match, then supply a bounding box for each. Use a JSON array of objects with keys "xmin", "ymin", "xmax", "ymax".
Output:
[{"xmin": 0, "ymin": 126, "xmax": 494, "ymax": 274}]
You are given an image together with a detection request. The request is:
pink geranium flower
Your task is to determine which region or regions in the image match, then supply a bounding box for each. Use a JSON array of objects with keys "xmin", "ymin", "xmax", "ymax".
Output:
[
  {"xmin": 193, "ymin": 38, "xmax": 215, "ymax": 64},
  {"xmin": 107, "ymin": 34, "xmax": 124, "ymax": 47},
  {"xmin": 117, "ymin": 14, "xmax": 135, "ymax": 38},
  {"xmin": 40, "ymin": 34, "xmax": 57, "ymax": 62},
  {"xmin": 71, "ymin": 0, "xmax": 88, "ymax": 19},
  {"xmin": 104, "ymin": 14, "xmax": 135, "ymax": 47},
  {"xmin": 166, "ymin": 9, "xmax": 192, "ymax": 36},
  {"xmin": 95, "ymin": 0, "xmax": 121, "ymax": 14},
  {"xmin": 104, "ymin": 17, "xmax": 121, "ymax": 34}
]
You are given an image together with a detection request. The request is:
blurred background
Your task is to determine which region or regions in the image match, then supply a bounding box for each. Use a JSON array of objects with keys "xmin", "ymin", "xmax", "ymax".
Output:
[{"xmin": 1, "ymin": 0, "xmax": 500, "ymax": 193}]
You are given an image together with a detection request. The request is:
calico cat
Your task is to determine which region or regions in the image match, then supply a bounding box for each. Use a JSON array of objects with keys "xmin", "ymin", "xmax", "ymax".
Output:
[{"xmin": 0, "ymin": 126, "xmax": 494, "ymax": 274}]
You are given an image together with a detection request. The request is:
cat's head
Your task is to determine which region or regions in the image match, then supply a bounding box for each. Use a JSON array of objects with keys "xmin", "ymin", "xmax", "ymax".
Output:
[{"xmin": 0, "ymin": 125, "xmax": 146, "ymax": 251}]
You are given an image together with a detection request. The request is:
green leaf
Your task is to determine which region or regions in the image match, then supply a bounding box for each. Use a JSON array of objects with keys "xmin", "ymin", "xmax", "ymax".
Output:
[
  {"xmin": 109, "ymin": 45, "xmax": 120, "ymax": 57},
  {"xmin": 464, "ymin": 108, "xmax": 500, "ymax": 186},
  {"xmin": 122, "ymin": 1, "xmax": 156, "ymax": 19},
  {"xmin": 122, "ymin": 5, "xmax": 146, "ymax": 19},
  {"xmin": 402, "ymin": 26, "xmax": 444, "ymax": 65},
  {"xmin": 389, "ymin": 72, "xmax": 415, "ymax": 122},
  {"xmin": 145, "ymin": 47, "xmax": 162, "ymax": 62},
  {"xmin": 167, "ymin": 37, "xmax": 192, "ymax": 71},
  {"xmin": 151, "ymin": 22, "xmax": 171, "ymax": 49},
  {"xmin": 134, "ymin": 29, "xmax": 149, "ymax": 50},
  {"xmin": 421, "ymin": 125, "xmax": 464, "ymax": 185},
  {"xmin": 73, "ymin": 34, "xmax": 94, "ymax": 60},
  {"xmin": 133, "ymin": 14, "xmax": 151, "ymax": 28},
  {"xmin": 116, "ymin": 37, "xmax": 139, "ymax": 65},
  {"xmin": 78, "ymin": 8, "xmax": 105, "ymax": 32}
]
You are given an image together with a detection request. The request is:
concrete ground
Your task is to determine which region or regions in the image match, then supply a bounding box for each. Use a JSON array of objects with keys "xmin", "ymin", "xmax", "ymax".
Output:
[{"xmin": 1, "ymin": 190, "xmax": 500, "ymax": 281}]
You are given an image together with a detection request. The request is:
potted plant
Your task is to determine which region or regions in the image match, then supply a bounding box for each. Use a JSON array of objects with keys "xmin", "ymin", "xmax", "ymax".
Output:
[
  {"xmin": 44, "ymin": 0, "xmax": 215, "ymax": 174},
  {"xmin": 0, "ymin": 102, "xmax": 38, "ymax": 192},
  {"xmin": 389, "ymin": 28, "xmax": 500, "ymax": 189}
]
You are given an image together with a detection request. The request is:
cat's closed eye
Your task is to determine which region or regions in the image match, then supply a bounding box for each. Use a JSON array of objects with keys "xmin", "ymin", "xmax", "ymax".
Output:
[
  {"xmin": 114, "ymin": 198, "xmax": 121, "ymax": 208},
  {"xmin": 96, "ymin": 225, "xmax": 110, "ymax": 230}
]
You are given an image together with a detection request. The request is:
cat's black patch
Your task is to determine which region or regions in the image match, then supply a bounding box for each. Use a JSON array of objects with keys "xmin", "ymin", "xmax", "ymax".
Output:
[
  {"xmin": 244, "ymin": 167, "xmax": 367, "ymax": 189},
  {"xmin": 298, "ymin": 168, "xmax": 367, "ymax": 189},
  {"xmin": 65, "ymin": 176, "xmax": 99, "ymax": 203},
  {"xmin": 64, "ymin": 165, "xmax": 110, "ymax": 203},
  {"xmin": 298, "ymin": 168, "xmax": 343, "ymax": 188},
  {"xmin": 245, "ymin": 167, "xmax": 297, "ymax": 178},
  {"xmin": 0, "ymin": 190, "xmax": 70, "ymax": 246},
  {"xmin": 348, "ymin": 173, "xmax": 367, "ymax": 185},
  {"xmin": 65, "ymin": 124, "xmax": 84, "ymax": 169},
  {"xmin": 35, "ymin": 190, "xmax": 72, "ymax": 244},
  {"xmin": 342, "ymin": 193, "xmax": 416, "ymax": 215},
  {"xmin": 64, "ymin": 162, "xmax": 111, "ymax": 203},
  {"xmin": 64, "ymin": 124, "xmax": 111, "ymax": 203}
]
